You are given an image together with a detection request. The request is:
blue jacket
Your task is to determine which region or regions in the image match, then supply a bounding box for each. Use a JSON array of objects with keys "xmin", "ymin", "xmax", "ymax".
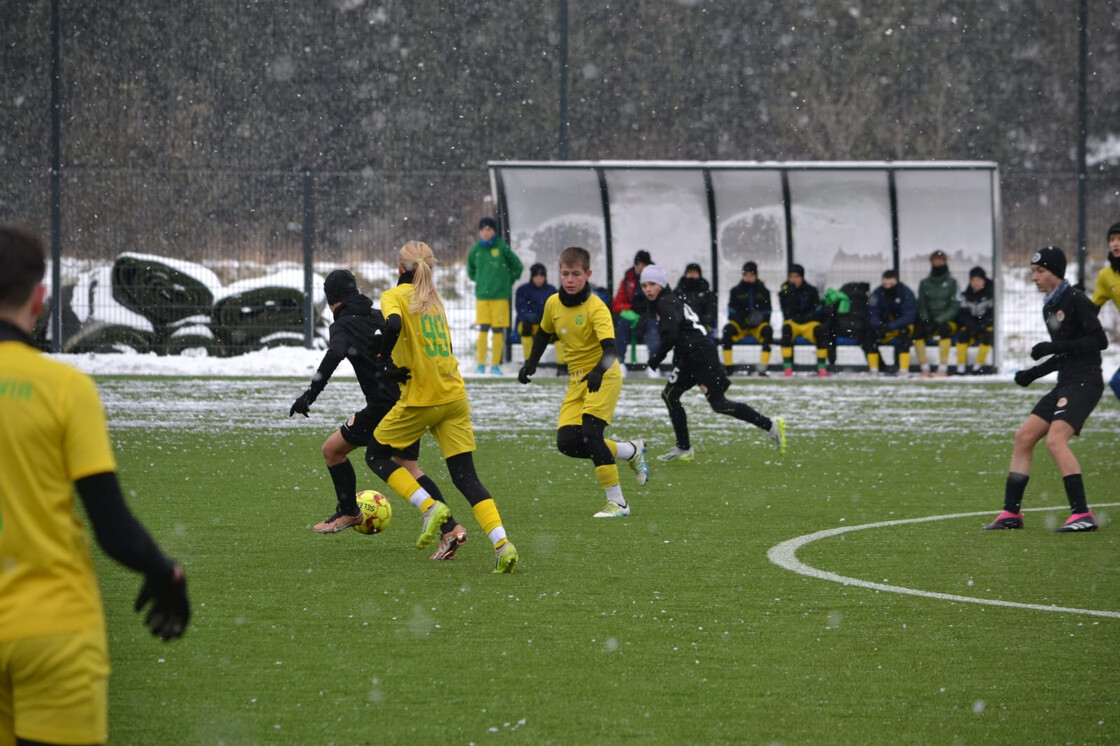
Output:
[
  {"xmin": 515, "ymin": 280, "xmax": 557, "ymax": 329},
  {"xmin": 869, "ymin": 282, "xmax": 918, "ymax": 331}
]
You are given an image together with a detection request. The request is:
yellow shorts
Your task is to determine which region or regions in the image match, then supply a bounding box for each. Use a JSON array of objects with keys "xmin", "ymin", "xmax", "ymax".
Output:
[
  {"xmin": 557, "ymin": 365, "xmax": 622, "ymax": 428},
  {"xmin": 476, "ymin": 299, "xmax": 510, "ymax": 329},
  {"xmin": 374, "ymin": 397, "xmax": 477, "ymax": 459},
  {"xmin": 783, "ymin": 320, "xmax": 820, "ymax": 343},
  {"xmin": 0, "ymin": 628, "xmax": 110, "ymax": 746},
  {"xmin": 725, "ymin": 320, "xmax": 771, "ymax": 344}
]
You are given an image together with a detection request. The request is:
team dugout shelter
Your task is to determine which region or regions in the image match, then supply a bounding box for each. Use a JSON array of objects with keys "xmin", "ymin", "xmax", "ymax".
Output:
[{"xmin": 488, "ymin": 160, "xmax": 1002, "ymax": 371}]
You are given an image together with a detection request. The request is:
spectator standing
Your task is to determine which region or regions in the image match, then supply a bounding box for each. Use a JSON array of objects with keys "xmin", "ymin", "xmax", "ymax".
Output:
[
  {"xmin": 467, "ymin": 217, "xmax": 523, "ymax": 375},
  {"xmin": 914, "ymin": 250, "xmax": 960, "ymax": 378},
  {"xmin": 721, "ymin": 261, "xmax": 773, "ymax": 376}
]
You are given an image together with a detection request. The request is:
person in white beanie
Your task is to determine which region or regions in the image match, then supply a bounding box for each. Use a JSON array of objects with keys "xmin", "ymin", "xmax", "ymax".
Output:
[{"xmin": 640, "ymin": 264, "xmax": 787, "ymax": 461}]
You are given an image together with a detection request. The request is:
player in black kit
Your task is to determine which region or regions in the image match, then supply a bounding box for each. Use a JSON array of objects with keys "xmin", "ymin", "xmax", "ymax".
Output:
[
  {"xmin": 639, "ymin": 264, "xmax": 786, "ymax": 462},
  {"xmin": 984, "ymin": 247, "xmax": 1109, "ymax": 533},
  {"xmin": 288, "ymin": 269, "xmax": 468, "ymax": 558}
]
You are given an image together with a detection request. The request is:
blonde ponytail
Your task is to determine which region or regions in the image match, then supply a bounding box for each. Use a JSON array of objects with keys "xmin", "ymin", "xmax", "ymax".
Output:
[{"xmin": 399, "ymin": 240, "xmax": 443, "ymax": 315}]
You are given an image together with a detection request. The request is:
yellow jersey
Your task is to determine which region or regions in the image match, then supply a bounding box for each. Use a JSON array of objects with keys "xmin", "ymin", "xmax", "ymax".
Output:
[
  {"xmin": 1091, "ymin": 264, "xmax": 1120, "ymax": 312},
  {"xmin": 380, "ymin": 283, "xmax": 466, "ymax": 407},
  {"xmin": 539, "ymin": 291, "xmax": 618, "ymax": 377},
  {"xmin": 0, "ymin": 340, "xmax": 117, "ymax": 641}
]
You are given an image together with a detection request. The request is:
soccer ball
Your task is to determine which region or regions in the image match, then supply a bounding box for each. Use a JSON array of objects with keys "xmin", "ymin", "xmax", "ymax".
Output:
[{"xmin": 353, "ymin": 490, "xmax": 392, "ymax": 535}]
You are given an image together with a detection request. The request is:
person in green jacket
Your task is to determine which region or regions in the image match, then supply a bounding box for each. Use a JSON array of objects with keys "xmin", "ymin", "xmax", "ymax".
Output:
[
  {"xmin": 914, "ymin": 250, "xmax": 960, "ymax": 378},
  {"xmin": 467, "ymin": 217, "xmax": 523, "ymax": 374}
]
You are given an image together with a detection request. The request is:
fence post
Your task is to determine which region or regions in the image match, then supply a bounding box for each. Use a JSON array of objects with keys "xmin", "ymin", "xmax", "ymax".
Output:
[
  {"xmin": 49, "ymin": 0, "xmax": 63, "ymax": 353},
  {"xmin": 302, "ymin": 169, "xmax": 315, "ymax": 348}
]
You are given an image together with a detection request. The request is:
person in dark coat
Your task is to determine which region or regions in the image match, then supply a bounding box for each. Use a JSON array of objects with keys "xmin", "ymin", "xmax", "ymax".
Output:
[{"xmin": 674, "ymin": 263, "xmax": 717, "ymax": 338}]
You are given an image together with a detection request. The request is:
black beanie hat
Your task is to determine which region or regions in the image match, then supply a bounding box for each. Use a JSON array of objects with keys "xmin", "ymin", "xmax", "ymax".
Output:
[
  {"xmin": 742, "ymin": 261, "xmax": 758, "ymax": 274},
  {"xmin": 530, "ymin": 262, "xmax": 547, "ymax": 278},
  {"xmin": 324, "ymin": 269, "xmax": 359, "ymax": 304},
  {"xmin": 634, "ymin": 250, "xmax": 652, "ymax": 266},
  {"xmin": 1030, "ymin": 246, "xmax": 1066, "ymax": 279},
  {"xmin": 685, "ymin": 262, "xmax": 702, "ymax": 274},
  {"xmin": 969, "ymin": 266, "xmax": 987, "ymax": 279},
  {"xmin": 789, "ymin": 264, "xmax": 805, "ymax": 278},
  {"xmin": 478, "ymin": 217, "xmax": 498, "ymax": 231},
  {"xmin": 1108, "ymin": 222, "xmax": 1120, "ymax": 239}
]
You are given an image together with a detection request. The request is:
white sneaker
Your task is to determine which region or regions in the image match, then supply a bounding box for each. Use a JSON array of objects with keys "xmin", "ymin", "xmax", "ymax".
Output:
[
  {"xmin": 627, "ymin": 439, "xmax": 649, "ymax": 486},
  {"xmin": 657, "ymin": 446, "xmax": 695, "ymax": 462},
  {"xmin": 645, "ymin": 365, "xmax": 660, "ymax": 378},
  {"xmin": 768, "ymin": 417, "xmax": 787, "ymax": 455},
  {"xmin": 593, "ymin": 501, "xmax": 630, "ymax": 518}
]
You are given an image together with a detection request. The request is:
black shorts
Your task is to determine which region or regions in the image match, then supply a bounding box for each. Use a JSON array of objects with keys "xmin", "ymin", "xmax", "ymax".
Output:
[
  {"xmin": 1030, "ymin": 380, "xmax": 1104, "ymax": 435},
  {"xmin": 669, "ymin": 343, "xmax": 730, "ymax": 398},
  {"xmin": 341, "ymin": 404, "xmax": 421, "ymax": 460}
]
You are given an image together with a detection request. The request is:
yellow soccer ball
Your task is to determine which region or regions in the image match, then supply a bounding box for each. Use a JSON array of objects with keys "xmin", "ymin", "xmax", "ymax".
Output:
[{"xmin": 354, "ymin": 490, "xmax": 392, "ymax": 535}]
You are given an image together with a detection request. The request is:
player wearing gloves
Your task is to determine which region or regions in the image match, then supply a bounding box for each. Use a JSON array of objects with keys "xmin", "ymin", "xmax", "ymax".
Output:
[
  {"xmin": 289, "ymin": 269, "xmax": 467, "ymax": 559},
  {"xmin": 519, "ymin": 246, "xmax": 649, "ymax": 518},
  {"xmin": 985, "ymin": 246, "xmax": 1108, "ymax": 533},
  {"xmin": 1, "ymin": 226, "xmax": 189, "ymax": 746},
  {"xmin": 640, "ymin": 264, "xmax": 786, "ymax": 462}
]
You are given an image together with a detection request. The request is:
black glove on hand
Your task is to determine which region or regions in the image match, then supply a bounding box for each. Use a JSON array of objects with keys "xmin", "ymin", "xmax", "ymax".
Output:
[
  {"xmin": 1014, "ymin": 369, "xmax": 1036, "ymax": 387},
  {"xmin": 371, "ymin": 356, "xmax": 411, "ymax": 385},
  {"xmin": 135, "ymin": 566, "xmax": 190, "ymax": 641},
  {"xmin": 1030, "ymin": 341, "xmax": 1058, "ymax": 360},
  {"xmin": 582, "ymin": 366, "xmax": 604, "ymax": 393},
  {"xmin": 647, "ymin": 354, "xmax": 665, "ymax": 371},
  {"xmin": 289, "ymin": 390, "xmax": 313, "ymax": 417},
  {"xmin": 518, "ymin": 362, "xmax": 537, "ymax": 385}
]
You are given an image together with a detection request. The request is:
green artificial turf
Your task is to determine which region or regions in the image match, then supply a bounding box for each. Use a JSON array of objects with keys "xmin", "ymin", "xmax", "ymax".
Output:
[{"xmin": 92, "ymin": 376, "xmax": 1119, "ymax": 745}]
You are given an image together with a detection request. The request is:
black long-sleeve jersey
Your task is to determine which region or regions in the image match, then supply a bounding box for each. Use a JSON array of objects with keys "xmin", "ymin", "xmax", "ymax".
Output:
[
  {"xmin": 651, "ymin": 288, "xmax": 710, "ymax": 363},
  {"xmin": 1036, "ymin": 283, "xmax": 1108, "ymax": 385},
  {"xmin": 308, "ymin": 294, "xmax": 399, "ymax": 408}
]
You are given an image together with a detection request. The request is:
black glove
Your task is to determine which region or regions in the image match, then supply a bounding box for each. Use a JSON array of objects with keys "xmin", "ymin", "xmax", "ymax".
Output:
[
  {"xmin": 1030, "ymin": 341, "xmax": 1058, "ymax": 360},
  {"xmin": 1014, "ymin": 369, "xmax": 1037, "ymax": 387},
  {"xmin": 646, "ymin": 354, "xmax": 665, "ymax": 371},
  {"xmin": 581, "ymin": 366, "xmax": 604, "ymax": 393},
  {"xmin": 372, "ymin": 358, "xmax": 411, "ymax": 384},
  {"xmin": 135, "ymin": 566, "xmax": 190, "ymax": 641},
  {"xmin": 518, "ymin": 362, "xmax": 537, "ymax": 385},
  {"xmin": 289, "ymin": 390, "xmax": 314, "ymax": 417}
]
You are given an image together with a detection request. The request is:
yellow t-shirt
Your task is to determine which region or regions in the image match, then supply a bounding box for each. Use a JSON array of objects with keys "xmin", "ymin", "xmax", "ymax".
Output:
[
  {"xmin": 539, "ymin": 291, "xmax": 617, "ymax": 377},
  {"xmin": 380, "ymin": 283, "xmax": 467, "ymax": 407},
  {"xmin": 1091, "ymin": 265, "xmax": 1120, "ymax": 312},
  {"xmin": 0, "ymin": 341, "xmax": 117, "ymax": 641}
]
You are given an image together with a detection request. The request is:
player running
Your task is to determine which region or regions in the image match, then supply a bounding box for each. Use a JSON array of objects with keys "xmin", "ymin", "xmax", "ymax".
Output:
[{"xmin": 640, "ymin": 264, "xmax": 786, "ymax": 461}]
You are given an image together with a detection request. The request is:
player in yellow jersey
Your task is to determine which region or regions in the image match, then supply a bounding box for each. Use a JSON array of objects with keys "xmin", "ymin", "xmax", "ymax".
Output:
[
  {"xmin": 517, "ymin": 246, "xmax": 650, "ymax": 518},
  {"xmin": 1091, "ymin": 222, "xmax": 1120, "ymax": 403},
  {"xmin": 0, "ymin": 226, "xmax": 189, "ymax": 746},
  {"xmin": 364, "ymin": 240, "xmax": 518, "ymax": 573}
]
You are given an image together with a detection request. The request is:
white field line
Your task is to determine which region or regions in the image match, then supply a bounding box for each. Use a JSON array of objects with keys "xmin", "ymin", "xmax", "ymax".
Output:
[{"xmin": 767, "ymin": 503, "xmax": 1120, "ymax": 620}]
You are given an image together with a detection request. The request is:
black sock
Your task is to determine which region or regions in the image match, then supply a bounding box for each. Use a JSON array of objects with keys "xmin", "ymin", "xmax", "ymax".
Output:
[
  {"xmin": 418, "ymin": 474, "xmax": 459, "ymax": 533},
  {"xmin": 1063, "ymin": 473, "xmax": 1089, "ymax": 515},
  {"xmin": 328, "ymin": 461, "xmax": 359, "ymax": 514},
  {"xmin": 1003, "ymin": 472, "xmax": 1029, "ymax": 514}
]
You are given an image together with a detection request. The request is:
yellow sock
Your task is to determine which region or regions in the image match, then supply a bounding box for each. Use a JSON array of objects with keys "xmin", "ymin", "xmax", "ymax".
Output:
[
  {"xmin": 594, "ymin": 463, "xmax": 620, "ymax": 489},
  {"xmin": 522, "ymin": 339, "xmax": 532, "ymax": 361},
  {"xmin": 387, "ymin": 468, "xmax": 434, "ymax": 512},
  {"xmin": 781, "ymin": 346, "xmax": 793, "ymax": 367},
  {"xmin": 900, "ymin": 351, "xmax": 911, "ymax": 370},
  {"xmin": 956, "ymin": 342, "xmax": 968, "ymax": 366},
  {"xmin": 938, "ymin": 338, "xmax": 951, "ymax": 365},
  {"xmin": 978, "ymin": 344, "xmax": 991, "ymax": 365},
  {"xmin": 913, "ymin": 340, "xmax": 927, "ymax": 366},
  {"xmin": 723, "ymin": 348, "xmax": 733, "ymax": 367},
  {"xmin": 471, "ymin": 498, "xmax": 505, "ymax": 539},
  {"xmin": 491, "ymin": 330, "xmax": 505, "ymax": 366},
  {"xmin": 868, "ymin": 352, "xmax": 880, "ymax": 370},
  {"xmin": 605, "ymin": 440, "xmax": 618, "ymax": 458},
  {"xmin": 476, "ymin": 330, "xmax": 488, "ymax": 366},
  {"xmin": 761, "ymin": 350, "xmax": 771, "ymax": 367},
  {"xmin": 817, "ymin": 349, "xmax": 827, "ymax": 366}
]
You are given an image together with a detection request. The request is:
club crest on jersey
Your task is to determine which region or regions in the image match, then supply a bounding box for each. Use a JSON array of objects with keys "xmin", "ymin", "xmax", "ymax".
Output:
[
  {"xmin": 490, "ymin": 248, "xmax": 500, "ymax": 258},
  {"xmin": 1055, "ymin": 310, "xmax": 1065, "ymax": 322},
  {"xmin": 575, "ymin": 314, "xmax": 585, "ymax": 325},
  {"xmin": 1057, "ymin": 397, "xmax": 1068, "ymax": 408}
]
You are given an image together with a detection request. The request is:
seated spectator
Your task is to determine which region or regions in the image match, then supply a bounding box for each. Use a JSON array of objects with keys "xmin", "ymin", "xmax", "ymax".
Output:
[
  {"xmin": 721, "ymin": 261, "xmax": 773, "ymax": 376},
  {"xmin": 515, "ymin": 262, "xmax": 565, "ymax": 373},
  {"xmin": 778, "ymin": 264, "xmax": 829, "ymax": 378},
  {"xmin": 820, "ymin": 282, "xmax": 871, "ymax": 371},
  {"xmin": 674, "ymin": 263, "xmax": 717, "ymax": 337},
  {"xmin": 954, "ymin": 266, "xmax": 995, "ymax": 375},
  {"xmin": 915, "ymin": 250, "xmax": 960, "ymax": 378},
  {"xmin": 612, "ymin": 250, "xmax": 660, "ymax": 375},
  {"xmin": 864, "ymin": 269, "xmax": 918, "ymax": 377}
]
